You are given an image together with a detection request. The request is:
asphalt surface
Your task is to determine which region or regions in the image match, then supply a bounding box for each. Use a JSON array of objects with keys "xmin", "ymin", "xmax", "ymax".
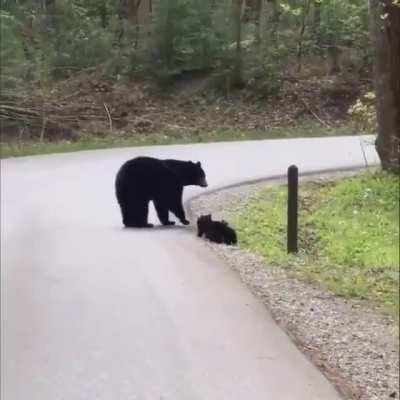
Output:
[{"xmin": 1, "ymin": 136, "xmax": 379, "ymax": 399}]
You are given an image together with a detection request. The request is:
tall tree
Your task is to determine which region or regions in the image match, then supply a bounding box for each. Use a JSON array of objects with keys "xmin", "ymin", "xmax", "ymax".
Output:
[
  {"xmin": 254, "ymin": 0, "xmax": 263, "ymax": 45},
  {"xmin": 268, "ymin": 0, "xmax": 280, "ymax": 45},
  {"xmin": 232, "ymin": 0, "xmax": 243, "ymax": 87},
  {"xmin": 296, "ymin": 0, "xmax": 311, "ymax": 72},
  {"xmin": 370, "ymin": 0, "xmax": 400, "ymax": 172},
  {"xmin": 312, "ymin": 0, "xmax": 321, "ymax": 47},
  {"xmin": 119, "ymin": 0, "xmax": 146, "ymax": 46}
]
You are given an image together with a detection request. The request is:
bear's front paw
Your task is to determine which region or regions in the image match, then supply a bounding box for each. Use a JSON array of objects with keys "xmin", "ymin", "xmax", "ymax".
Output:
[{"xmin": 181, "ymin": 219, "xmax": 190, "ymax": 225}]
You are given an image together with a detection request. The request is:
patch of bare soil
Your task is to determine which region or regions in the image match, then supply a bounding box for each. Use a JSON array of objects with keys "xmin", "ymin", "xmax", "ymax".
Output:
[{"xmin": 0, "ymin": 65, "xmax": 364, "ymax": 142}]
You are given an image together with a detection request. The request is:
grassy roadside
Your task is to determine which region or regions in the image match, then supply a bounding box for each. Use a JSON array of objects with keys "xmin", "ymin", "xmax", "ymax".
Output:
[
  {"xmin": 1, "ymin": 122, "xmax": 354, "ymax": 158},
  {"xmin": 234, "ymin": 170, "xmax": 400, "ymax": 317}
]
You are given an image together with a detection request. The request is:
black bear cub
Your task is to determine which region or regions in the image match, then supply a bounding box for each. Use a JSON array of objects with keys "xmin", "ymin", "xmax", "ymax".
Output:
[
  {"xmin": 197, "ymin": 214, "xmax": 237, "ymax": 245},
  {"xmin": 115, "ymin": 156, "xmax": 207, "ymax": 228}
]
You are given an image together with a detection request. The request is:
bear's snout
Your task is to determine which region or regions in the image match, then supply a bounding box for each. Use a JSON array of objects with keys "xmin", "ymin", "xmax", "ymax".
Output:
[{"xmin": 199, "ymin": 177, "xmax": 208, "ymax": 187}]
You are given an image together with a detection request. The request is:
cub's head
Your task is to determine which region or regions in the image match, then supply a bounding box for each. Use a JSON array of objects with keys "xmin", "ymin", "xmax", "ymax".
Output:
[
  {"xmin": 197, "ymin": 214, "xmax": 212, "ymax": 231},
  {"xmin": 188, "ymin": 161, "xmax": 208, "ymax": 187}
]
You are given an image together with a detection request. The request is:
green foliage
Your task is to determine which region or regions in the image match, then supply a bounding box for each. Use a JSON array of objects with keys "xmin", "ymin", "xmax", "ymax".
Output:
[
  {"xmin": 0, "ymin": 0, "xmax": 123, "ymax": 83},
  {"xmin": 317, "ymin": 0, "xmax": 369, "ymax": 46},
  {"xmin": 0, "ymin": 0, "xmax": 371, "ymax": 87},
  {"xmin": 0, "ymin": 10, "xmax": 28, "ymax": 89},
  {"xmin": 272, "ymin": 0, "xmax": 370, "ymax": 65},
  {"xmin": 148, "ymin": 0, "xmax": 233, "ymax": 82},
  {"xmin": 235, "ymin": 171, "xmax": 400, "ymax": 316}
]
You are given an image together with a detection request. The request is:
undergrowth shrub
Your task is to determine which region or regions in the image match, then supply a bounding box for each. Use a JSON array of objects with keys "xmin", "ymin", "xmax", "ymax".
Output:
[{"xmin": 348, "ymin": 92, "xmax": 377, "ymax": 134}]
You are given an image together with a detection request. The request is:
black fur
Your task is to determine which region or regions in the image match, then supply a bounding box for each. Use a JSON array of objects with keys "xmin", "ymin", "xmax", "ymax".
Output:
[
  {"xmin": 197, "ymin": 214, "xmax": 237, "ymax": 245},
  {"xmin": 115, "ymin": 156, "xmax": 207, "ymax": 228}
]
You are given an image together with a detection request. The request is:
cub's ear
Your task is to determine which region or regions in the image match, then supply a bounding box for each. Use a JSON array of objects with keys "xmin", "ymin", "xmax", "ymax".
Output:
[{"xmin": 196, "ymin": 161, "xmax": 201, "ymax": 167}]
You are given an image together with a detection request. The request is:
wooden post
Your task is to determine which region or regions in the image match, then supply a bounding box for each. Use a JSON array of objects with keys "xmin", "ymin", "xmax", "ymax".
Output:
[{"xmin": 287, "ymin": 165, "xmax": 298, "ymax": 253}]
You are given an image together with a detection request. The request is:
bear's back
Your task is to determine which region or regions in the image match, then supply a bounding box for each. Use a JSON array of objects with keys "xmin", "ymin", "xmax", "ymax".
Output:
[{"xmin": 115, "ymin": 156, "xmax": 181, "ymax": 201}]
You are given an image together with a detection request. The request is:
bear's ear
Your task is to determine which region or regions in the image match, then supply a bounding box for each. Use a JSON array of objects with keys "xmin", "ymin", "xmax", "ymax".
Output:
[{"xmin": 196, "ymin": 161, "xmax": 201, "ymax": 167}]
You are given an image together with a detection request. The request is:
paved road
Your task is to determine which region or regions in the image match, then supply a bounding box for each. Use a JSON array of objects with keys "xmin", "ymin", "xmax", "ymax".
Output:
[{"xmin": 1, "ymin": 136, "xmax": 379, "ymax": 400}]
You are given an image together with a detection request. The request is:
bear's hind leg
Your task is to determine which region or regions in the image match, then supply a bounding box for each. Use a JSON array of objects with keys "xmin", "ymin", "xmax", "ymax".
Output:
[
  {"xmin": 120, "ymin": 205, "xmax": 132, "ymax": 227},
  {"xmin": 121, "ymin": 200, "xmax": 153, "ymax": 228}
]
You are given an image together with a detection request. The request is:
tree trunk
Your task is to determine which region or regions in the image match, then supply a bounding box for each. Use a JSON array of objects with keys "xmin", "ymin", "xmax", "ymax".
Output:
[
  {"xmin": 326, "ymin": 45, "xmax": 341, "ymax": 75},
  {"xmin": 98, "ymin": 1, "xmax": 108, "ymax": 28},
  {"xmin": 118, "ymin": 0, "xmax": 144, "ymax": 45},
  {"xmin": 370, "ymin": 0, "xmax": 400, "ymax": 172},
  {"xmin": 200, "ymin": 0, "xmax": 213, "ymax": 69},
  {"xmin": 296, "ymin": 0, "xmax": 311, "ymax": 72},
  {"xmin": 44, "ymin": 0, "xmax": 56, "ymax": 31},
  {"xmin": 45, "ymin": 0, "xmax": 56, "ymax": 9},
  {"xmin": 232, "ymin": 0, "xmax": 244, "ymax": 87},
  {"xmin": 254, "ymin": 0, "xmax": 263, "ymax": 45},
  {"xmin": 240, "ymin": 0, "xmax": 247, "ymax": 20},
  {"xmin": 312, "ymin": 0, "xmax": 321, "ymax": 47},
  {"xmin": 269, "ymin": 0, "xmax": 280, "ymax": 46}
]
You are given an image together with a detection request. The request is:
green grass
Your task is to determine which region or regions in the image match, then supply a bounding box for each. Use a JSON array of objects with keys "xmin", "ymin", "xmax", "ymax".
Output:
[
  {"xmin": 235, "ymin": 171, "xmax": 400, "ymax": 317},
  {"xmin": 1, "ymin": 122, "xmax": 354, "ymax": 159},
  {"xmin": 1, "ymin": 134, "xmax": 180, "ymax": 159}
]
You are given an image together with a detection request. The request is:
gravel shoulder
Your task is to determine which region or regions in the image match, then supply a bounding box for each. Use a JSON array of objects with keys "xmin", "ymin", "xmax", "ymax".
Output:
[{"xmin": 187, "ymin": 170, "xmax": 399, "ymax": 400}]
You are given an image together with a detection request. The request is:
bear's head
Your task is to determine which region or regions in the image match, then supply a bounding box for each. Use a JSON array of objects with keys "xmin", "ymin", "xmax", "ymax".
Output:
[
  {"xmin": 165, "ymin": 159, "xmax": 208, "ymax": 187},
  {"xmin": 197, "ymin": 214, "xmax": 212, "ymax": 232},
  {"xmin": 187, "ymin": 161, "xmax": 208, "ymax": 187}
]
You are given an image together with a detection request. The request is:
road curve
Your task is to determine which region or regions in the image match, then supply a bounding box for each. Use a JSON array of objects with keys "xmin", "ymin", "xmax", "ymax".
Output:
[{"xmin": 1, "ymin": 136, "xmax": 379, "ymax": 400}]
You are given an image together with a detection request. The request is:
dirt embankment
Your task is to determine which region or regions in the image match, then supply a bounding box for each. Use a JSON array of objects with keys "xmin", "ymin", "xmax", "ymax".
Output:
[{"xmin": 1, "ymin": 65, "xmax": 365, "ymax": 142}]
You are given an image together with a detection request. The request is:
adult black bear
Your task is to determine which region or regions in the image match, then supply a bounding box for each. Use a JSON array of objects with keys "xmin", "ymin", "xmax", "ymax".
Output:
[{"xmin": 115, "ymin": 156, "xmax": 207, "ymax": 228}]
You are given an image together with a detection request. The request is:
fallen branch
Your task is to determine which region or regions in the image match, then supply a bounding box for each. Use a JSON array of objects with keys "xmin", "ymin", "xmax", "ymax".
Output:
[
  {"xmin": 40, "ymin": 116, "xmax": 47, "ymax": 142},
  {"xmin": 103, "ymin": 102, "xmax": 113, "ymax": 134},
  {"xmin": 299, "ymin": 97, "xmax": 332, "ymax": 128}
]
